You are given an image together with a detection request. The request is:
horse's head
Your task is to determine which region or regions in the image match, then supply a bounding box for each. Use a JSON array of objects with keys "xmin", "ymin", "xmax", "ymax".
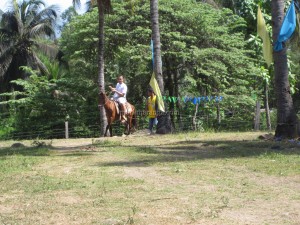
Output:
[
  {"xmin": 98, "ymin": 91, "xmax": 106, "ymax": 105},
  {"xmin": 98, "ymin": 90, "xmax": 111, "ymax": 106}
]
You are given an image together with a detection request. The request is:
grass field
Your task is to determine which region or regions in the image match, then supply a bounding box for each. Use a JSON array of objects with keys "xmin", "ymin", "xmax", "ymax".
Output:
[{"xmin": 0, "ymin": 131, "xmax": 299, "ymax": 225}]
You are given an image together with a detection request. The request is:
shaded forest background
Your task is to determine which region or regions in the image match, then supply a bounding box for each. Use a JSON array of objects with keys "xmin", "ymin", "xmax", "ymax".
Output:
[{"xmin": 0, "ymin": 0, "xmax": 300, "ymax": 139}]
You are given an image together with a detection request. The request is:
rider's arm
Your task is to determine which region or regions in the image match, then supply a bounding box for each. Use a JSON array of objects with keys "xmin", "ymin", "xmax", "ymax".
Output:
[
  {"xmin": 109, "ymin": 85, "xmax": 125, "ymax": 97},
  {"xmin": 115, "ymin": 91, "xmax": 125, "ymax": 97}
]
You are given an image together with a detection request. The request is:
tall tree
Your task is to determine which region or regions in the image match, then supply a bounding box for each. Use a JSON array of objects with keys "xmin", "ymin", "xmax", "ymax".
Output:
[
  {"xmin": 271, "ymin": 0, "xmax": 298, "ymax": 138},
  {"xmin": 0, "ymin": 0, "xmax": 58, "ymax": 92},
  {"xmin": 150, "ymin": 0, "xmax": 173, "ymax": 134},
  {"xmin": 150, "ymin": 0, "xmax": 163, "ymax": 92},
  {"xmin": 72, "ymin": 0, "xmax": 111, "ymax": 136}
]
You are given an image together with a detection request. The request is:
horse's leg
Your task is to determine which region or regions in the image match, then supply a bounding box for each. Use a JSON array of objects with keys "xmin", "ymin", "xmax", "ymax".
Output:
[
  {"xmin": 110, "ymin": 124, "xmax": 113, "ymax": 137},
  {"xmin": 128, "ymin": 116, "xmax": 132, "ymax": 134},
  {"xmin": 123, "ymin": 120, "xmax": 128, "ymax": 135},
  {"xmin": 125, "ymin": 116, "xmax": 132, "ymax": 135},
  {"xmin": 105, "ymin": 117, "xmax": 112, "ymax": 137},
  {"xmin": 104, "ymin": 124, "xmax": 109, "ymax": 137},
  {"xmin": 131, "ymin": 110, "xmax": 137, "ymax": 133}
]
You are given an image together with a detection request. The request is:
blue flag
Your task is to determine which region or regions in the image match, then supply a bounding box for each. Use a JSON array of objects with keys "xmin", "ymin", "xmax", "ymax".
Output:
[{"xmin": 274, "ymin": 1, "xmax": 296, "ymax": 51}]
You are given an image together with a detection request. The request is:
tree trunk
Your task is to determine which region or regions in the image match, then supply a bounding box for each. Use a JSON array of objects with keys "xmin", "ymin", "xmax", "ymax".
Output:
[
  {"xmin": 150, "ymin": 0, "xmax": 163, "ymax": 92},
  {"xmin": 150, "ymin": 0, "xmax": 172, "ymax": 134},
  {"xmin": 264, "ymin": 81, "xmax": 272, "ymax": 131},
  {"xmin": 216, "ymin": 102, "xmax": 221, "ymax": 128},
  {"xmin": 271, "ymin": 0, "xmax": 298, "ymax": 138},
  {"xmin": 165, "ymin": 58, "xmax": 175, "ymax": 128},
  {"xmin": 174, "ymin": 70, "xmax": 183, "ymax": 131},
  {"xmin": 192, "ymin": 103, "xmax": 199, "ymax": 131},
  {"xmin": 97, "ymin": 0, "xmax": 108, "ymax": 136},
  {"xmin": 254, "ymin": 100, "xmax": 261, "ymax": 131}
]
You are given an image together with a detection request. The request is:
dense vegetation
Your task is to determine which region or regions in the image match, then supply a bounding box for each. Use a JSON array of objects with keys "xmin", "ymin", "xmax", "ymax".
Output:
[{"xmin": 0, "ymin": 0, "xmax": 299, "ymax": 139}]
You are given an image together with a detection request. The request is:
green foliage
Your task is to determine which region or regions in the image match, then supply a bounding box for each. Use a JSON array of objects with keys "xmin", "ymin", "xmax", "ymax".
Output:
[
  {"xmin": 60, "ymin": 0, "xmax": 259, "ymax": 118},
  {"xmin": 1, "ymin": 0, "xmax": 270, "ymax": 139},
  {"xmin": 0, "ymin": 0, "xmax": 58, "ymax": 92},
  {"xmin": 1, "ymin": 66, "xmax": 100, "ymax": 139}
]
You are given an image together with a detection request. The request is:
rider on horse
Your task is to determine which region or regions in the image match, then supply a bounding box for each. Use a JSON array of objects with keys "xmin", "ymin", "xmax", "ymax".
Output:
[{"xmin": 109, "ymin": 75, "xmax": 127, "ymax": 123}]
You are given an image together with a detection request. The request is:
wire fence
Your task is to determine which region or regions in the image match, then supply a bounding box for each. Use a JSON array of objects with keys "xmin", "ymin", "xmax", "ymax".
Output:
[
  {"xmin": 0, "ymin": 100, "xmax": 285, "ymax": 140},
  {"xmin": 2, "ymin": 97, "xmax": 300, "ymax": 141},
  {"xmin": 0, "ymin": 112, "xmax": 266, "ymax": 141}
]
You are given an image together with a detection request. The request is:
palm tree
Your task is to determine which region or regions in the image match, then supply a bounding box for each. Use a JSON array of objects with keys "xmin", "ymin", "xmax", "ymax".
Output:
[
  {"xmin": 150, "ymin": 0, "xmax": 172, "ymax": 134},
  {"xmin": 150, "ymin": 0, "xmax": 163, "ymax": 92},
  {"xmin": 0, "ymin": 0, "xmax": 58, "ymax": 93},
  {"xmin": 271, "ymin": 0, "xmax": 298, "ymax": 138},
  {"xmin": 72, "ymin": 0, "xmax": 111, "ymax": 136}
]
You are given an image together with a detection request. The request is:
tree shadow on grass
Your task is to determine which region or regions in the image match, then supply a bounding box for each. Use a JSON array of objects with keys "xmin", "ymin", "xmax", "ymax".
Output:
[
  {"xmin": 0, "ymin": 144, "xmax": 100, "ymax": 157},
  {"xmin": 0, "ymin": 140, "xmax": 120, "ymax": 157},
  {"xmin": 0, "ymin": 146, "xmax": 51, "ymax": 157},
  {"xmin": 95, "ymin": 139, "xmax": 300, "ymax": 167},
  {"xmin": 1, "ymin": 139, "xmax": 299, "ymax": 161}
]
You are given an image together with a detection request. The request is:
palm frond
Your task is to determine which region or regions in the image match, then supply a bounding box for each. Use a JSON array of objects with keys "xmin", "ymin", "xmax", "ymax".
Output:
[
  {"xmin": 72, "ymin": 0, "xmax": 81, "ymax": 9},
  {"xmin": 85, "ymin": 1, "xmax": 93, "ymax": 12},
  {"xmin": 19, "ymin": 0, "xmax": 45, "ymax": 22},
  {"xmin": 0, "ymin": 0, "xmax": 58, "ymax": 89},
  {"xmin": 0, "ymin": 12, "xmax": 19, "ymax": 34},
  {"xmin": 29, "ymin": 22, "xmax": 55, "ymax": 38},
  {"xmin": 12, "ymin": 0, "xmax": 24, "ymax": 35},
  {"xmin": 35, "ymin": 5, "xmax": 59, "ymax": 21},
  {"xmin": 34, "ymin": 42, "xmax": 58, "ymax": 59},
  {"xmin": 29, "ymin": 51, "xmax": 49, "ymax": 75},
  {"xmin": 0, "ymin": 44, "xmax": 14, "ymax": 78}
]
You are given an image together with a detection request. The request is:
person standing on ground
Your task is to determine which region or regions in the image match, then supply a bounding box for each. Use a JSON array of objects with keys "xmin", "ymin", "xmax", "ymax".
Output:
[{"xmin": 145, "ymin": 88, "xmax": 158, "ymax": 134}]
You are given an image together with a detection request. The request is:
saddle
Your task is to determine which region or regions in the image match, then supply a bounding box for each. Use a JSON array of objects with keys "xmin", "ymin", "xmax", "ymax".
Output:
[{"xmin": 113, "ymin": 101, "xmax": 132, "ymax": 116}]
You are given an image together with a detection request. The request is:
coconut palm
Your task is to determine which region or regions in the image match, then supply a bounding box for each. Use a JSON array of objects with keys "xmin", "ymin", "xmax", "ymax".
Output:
[
  {"xmin": 150, "ymin": 0, "xmax": 163, "ymax": 92},
  {"xmin": 150, "ymin": 0, "xmax": 174, "ymax": 134},
  {"xmin": 72, "ymin": 0, "xmax": 112, "ymax": 136},
  {"xmin": 0, "ymin": 0, "xmax": 58, "ymax": 92},
  {"xmin": 271, "ymin": 0, "xmax": 298, "ymax": 138}
]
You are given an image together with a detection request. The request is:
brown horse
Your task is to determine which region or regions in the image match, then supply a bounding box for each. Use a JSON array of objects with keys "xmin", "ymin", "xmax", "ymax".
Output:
[{"xmin": 98, "ymin": 91, "xmax": 137, "ymax": 137}]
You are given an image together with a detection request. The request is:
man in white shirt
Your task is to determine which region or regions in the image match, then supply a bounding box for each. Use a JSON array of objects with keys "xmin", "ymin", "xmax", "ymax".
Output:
[{"xmin": 109, "ymin": 75, "xmax": 128, "ymax": 123}]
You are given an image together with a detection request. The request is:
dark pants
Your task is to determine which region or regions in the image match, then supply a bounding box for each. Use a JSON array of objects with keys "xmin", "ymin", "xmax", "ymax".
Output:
[{"xmin": 148, "ymin": 118, "xmax": 158, "ymax": 132}]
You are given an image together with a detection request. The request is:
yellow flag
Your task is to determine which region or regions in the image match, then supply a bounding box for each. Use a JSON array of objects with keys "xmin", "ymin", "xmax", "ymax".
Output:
[
  {"xmin": 149, "ymin": 73, "xmax": 165, "ymax": 112},
  {"xmin": 257, "ymin": 6, "xmax": 273, "ymax": 67}
]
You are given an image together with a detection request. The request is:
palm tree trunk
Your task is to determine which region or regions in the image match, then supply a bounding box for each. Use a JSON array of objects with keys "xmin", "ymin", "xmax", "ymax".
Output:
[
  {"xmin": 97, "ymin": 0, "xmax": 108, "ymax": 136},
  {"xmin": 150, "ymin": 0, "xmax": 172, "ymax": 134},
  {"xmin": 271, "ymin": 0, "xmax": 298, "ymax": 138},
  {"xmin": 150, "ymin": 0, "xmax": 163, "ymax": 92}
]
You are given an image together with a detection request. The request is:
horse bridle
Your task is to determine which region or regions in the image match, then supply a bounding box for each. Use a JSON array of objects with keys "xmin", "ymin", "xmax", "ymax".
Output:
[{"xmin": 98, "ymin": 92, "xmax": 109, "ymax": 107}]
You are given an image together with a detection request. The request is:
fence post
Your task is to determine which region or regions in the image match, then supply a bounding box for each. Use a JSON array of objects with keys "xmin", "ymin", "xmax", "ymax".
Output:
[
  {"xmin": 254, "ymin": 101, "xmax": 261, "ymax": 131},
  {"xmin": 65, "ymin": 121, "xmax": 69, "ymax": 139}
]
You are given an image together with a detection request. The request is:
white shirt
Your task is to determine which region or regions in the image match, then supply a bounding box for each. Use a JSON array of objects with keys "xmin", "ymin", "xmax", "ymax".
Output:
[{"xmin": 113, "ymin": 83, "xmax": 127, "ymax": 103}]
